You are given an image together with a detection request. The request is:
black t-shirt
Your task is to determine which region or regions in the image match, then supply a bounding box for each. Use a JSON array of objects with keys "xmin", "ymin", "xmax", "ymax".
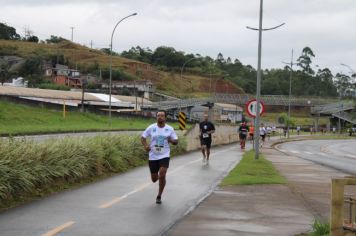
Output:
[
  {"xmin": 238, "ymin": 125, "xmax": 249, "ymax": 135},
  {"xmin": 199, "ymin": 121, "xmax": 215, "ymax": 139}
]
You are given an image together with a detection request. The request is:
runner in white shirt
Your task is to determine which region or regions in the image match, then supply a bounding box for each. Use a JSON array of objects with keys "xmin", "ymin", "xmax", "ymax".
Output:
[
  {"xmin": 141, "ymin": 110, "xmax": 178, "ymax": 204},
  {"xmin": 259, "ymin": 123, "xmax": 266, "ymax": 147}
]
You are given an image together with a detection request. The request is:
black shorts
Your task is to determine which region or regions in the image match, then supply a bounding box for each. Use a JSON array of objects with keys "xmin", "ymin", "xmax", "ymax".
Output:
[
  {"xmin": 260, "ymin": 134, "xmax": 266, "ymax": 141},
  {"xmin": 239, "ymin": 134, "xmax": 247, "ymax": 140},
  {"xmin": 148, "ymin": 157, "xmax": 170, "ymax": 174},
  {"xmin": 200, "ymin": 138, "xmax": 212, "ymax": 149}
]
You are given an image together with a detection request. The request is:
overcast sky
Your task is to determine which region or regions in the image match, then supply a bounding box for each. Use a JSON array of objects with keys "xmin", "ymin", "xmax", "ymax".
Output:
[{"xmin": 0, "ymin": 0, "xmax": 355, "ymax": 75}]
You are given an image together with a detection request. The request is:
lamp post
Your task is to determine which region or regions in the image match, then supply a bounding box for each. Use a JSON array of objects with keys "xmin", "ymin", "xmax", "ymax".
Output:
[
  {"xmin": 246, "ymin": 0, "xmax": 285, "ymax": 160},
  {"xmin": 180, "ymin": 57, "xmax": 198, "ymax": 96},
  {"xmin": 282, "ymin": 49, "xmax": 296, "ymax": 138},
  {"xmin": 179, "ymin": 57, "xmax": 199, "ymax": 116},
  {"xmin": 109, "ymin": 12, "xmax": 137, "ymax": 127},
  {"xmin": 341, "ymin": 63, "xmax": 356, "ymax": 97}
]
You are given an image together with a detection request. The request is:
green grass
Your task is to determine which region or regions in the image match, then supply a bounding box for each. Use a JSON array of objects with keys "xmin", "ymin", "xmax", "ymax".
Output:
[
  {"xmin": 307, "ymin": 220, "xmax": 329, "ymax": 236},
  {"xmin": 220, "ymin": 150, "xmax": 286, "ymax": 186},
  {"xmin": 0, "ymin": 100, "xmax": 184, "ymax": 135}
]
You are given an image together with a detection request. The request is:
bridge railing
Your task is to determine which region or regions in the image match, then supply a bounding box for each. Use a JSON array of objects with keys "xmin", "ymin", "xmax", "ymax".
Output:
[
  {"xmin": 213, "ymin": 93, "xmax": 338, "ymax": 106},
  {"xmin": 311, "ymin": 102, "xmax": 354, "ymax": 114}
]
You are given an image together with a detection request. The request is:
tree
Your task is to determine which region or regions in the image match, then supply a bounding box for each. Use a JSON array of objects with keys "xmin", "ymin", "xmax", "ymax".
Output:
[
  {"xmin": 19, "ymin": 56, "xmax": 44, "ymax": 87},
  {"xmin": 297, "ymin": 47, "xmax": 315, "ymax": 75},
  {"xmin": 45, "ymin": 35, "xmax": 65, "ymax": 44},
  {"xmin": 0, "ymin": 22, "xmax": 20, "ymax": 40},
  {"xmin": 0, "ymin": 62, "xmax": 12, "ymax": 85},
  {"xmin": 335, "ymin": 73, "xmax": 351, "ymax": 97},
  {"xmin": 26, "ymin": 35, "xmax": 39, "ymax": 43}
]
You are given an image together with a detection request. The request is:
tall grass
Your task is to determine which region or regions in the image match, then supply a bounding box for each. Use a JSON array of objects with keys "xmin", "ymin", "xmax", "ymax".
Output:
[{"xmin": 0, "ymin": 134, "xmax": 186, "ymax": 207}]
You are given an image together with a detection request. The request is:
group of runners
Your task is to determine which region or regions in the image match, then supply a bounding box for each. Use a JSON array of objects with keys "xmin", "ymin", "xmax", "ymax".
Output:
[
  {"xmin": 238, "ymin": 122, "xmax": 270, "ymax": 149},
  {"xmin": 141, "ymin": 111, "xmax": 275, "ymax": 204}
]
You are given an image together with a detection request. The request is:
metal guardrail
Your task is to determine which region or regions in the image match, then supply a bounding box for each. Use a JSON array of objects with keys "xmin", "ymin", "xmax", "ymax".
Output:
[
  {"xmin": 148, "ymin": 98, "xmax": 213, "ymax": 110},
  {"xmin": 311, "ymin": 102, "xmax": 354, "ymax": 114},
  {"xmin": 144, "ymin": 93, "xmax": 345, "ymax": 110},
  {"xmin": 332, "ymin": 112, "xmax": 356, "ymax": 125},
  {"xmin": 213, "ymin": 93, "xmax": 339, "ymax": 106}
]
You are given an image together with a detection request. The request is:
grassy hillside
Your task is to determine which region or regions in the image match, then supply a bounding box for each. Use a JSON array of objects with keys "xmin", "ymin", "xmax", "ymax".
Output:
[
  {"xmin": 0, "ymin": 100, "xmax": 183, "ymax": 135},
  {"xmin": 0, "ymin": 40, "xmax": 244, "ymax": 98}
]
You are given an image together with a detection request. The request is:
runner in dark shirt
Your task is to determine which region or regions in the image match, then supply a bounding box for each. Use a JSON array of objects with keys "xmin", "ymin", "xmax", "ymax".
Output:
[
  {"xmin": 238, "ymin": 122, "xmax": 249, "ymax": 149},
  {"xmin": 199, "ymin": 114, "xmax": 215, "ymax": 164}
]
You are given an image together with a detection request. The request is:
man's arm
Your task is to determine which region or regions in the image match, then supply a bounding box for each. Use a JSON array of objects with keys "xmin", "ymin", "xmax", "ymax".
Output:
[
  {"xmin": 209, "ymin": 123, "xmax": 215, "ymax": 134},
  {"xmin": 168, "ymin": 137, "xmax": 178, "ymax": 145},
  {"xmin": 168, "ymin": 131, "xmax": 178, "ymax": 145},
  {"xmin": 141, "ymin": 137, "xmax": 150, "ymax": 152}
]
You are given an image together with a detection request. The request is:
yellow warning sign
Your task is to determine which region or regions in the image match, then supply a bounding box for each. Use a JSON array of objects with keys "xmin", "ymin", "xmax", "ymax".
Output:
[{"xmin": 179, "ymin": 112, "xmax": 186, "ymax": 130}]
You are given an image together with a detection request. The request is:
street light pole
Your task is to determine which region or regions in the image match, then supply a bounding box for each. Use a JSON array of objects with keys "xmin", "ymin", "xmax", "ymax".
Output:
[
  {"xmin": 246, "ymin": 0, "xmax": 284, "ymax": 160},
  {"xmin": 109, "ymin": 12, "xmax": 137, "ymax": 127},
  {"xmin": 341, "ymin": 63, "xmax": 356, "ymax": 97},
  {"xmin": 282, "ymin": 49, "xmax": 295, "ymax": 138},
  {"xmin": 254, "ymin": 0, "xmax": 263, "ymax": 160},
  {"xmin": 180, "ymin": 57, "xmax": 198, "ymax": 95},
  {"xmin": 179, "ymin": 57, "xmax": 198, "ymax": 114}
]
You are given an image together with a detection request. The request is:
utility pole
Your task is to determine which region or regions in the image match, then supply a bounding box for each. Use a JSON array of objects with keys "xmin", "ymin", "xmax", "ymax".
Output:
[
  {"xmin": 282, "ymin": 49, "xmax": 296, "ymax": 139},
  {"xmin": 70, "ymin": 27, "xmax": 75, "ymax": 42},
  {"xmin": 246, "ymin": 0, "xmax": 285, "ymax": 160}
]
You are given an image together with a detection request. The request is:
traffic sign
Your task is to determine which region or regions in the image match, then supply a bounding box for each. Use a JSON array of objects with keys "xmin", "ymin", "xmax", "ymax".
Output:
[
  {"xmin": 178, "ymin": 112, "xmax": 186, "ymax": 130},
  {"xmin": 246, "ymin": 99, "xmax": 265, "ymax": 118}
]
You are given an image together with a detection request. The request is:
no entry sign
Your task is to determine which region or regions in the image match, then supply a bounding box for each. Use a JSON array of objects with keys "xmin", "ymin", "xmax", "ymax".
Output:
[{"xmin": 246, "ymin": 99, "xmax": 265, "ymax": 118}]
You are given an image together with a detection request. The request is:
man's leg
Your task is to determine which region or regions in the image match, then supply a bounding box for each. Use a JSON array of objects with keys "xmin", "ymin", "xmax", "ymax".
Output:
[
  {"xmin": 158, "ymin": 167, "xmax": 167, "ymax": 197},
  {"xmin": 149, "ymin": 160, "xmax": 159, "ymax": 183},
  {"xmin": 201, "ymin": 144, "xmax": 207, "ymax": 163},
  {"xmin": 155, "ymin": 166, "xmax": 168, "ymax": 204},
  {"xmin": 151, "ymin": 173, "xmax": 158, "ymax": 183},
  {"xmin": 206, "ymin": 140, "xmax": 211, "ymax": 163}
]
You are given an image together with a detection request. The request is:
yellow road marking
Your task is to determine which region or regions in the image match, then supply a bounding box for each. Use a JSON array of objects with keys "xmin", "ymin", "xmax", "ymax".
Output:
[
  {"xmin": 99, "ymin": 146, "xmax": 236, "ymax": 208},
  {"xmin": 99, "ymin": 196, "xmax": 127, "ymax": 209},
  {"xmin": 99, "ymin": 183, "xmax": 152, "ymax": 209},
  {"xmin": 42, "ymin": 221, "xmax": 75, "ymax": 236}
]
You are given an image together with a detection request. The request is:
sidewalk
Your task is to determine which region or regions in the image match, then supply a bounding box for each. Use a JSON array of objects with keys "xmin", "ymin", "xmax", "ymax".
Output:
[{"xmin": 168, "ymin": 137, "xmax": 348, "ymax": 236}]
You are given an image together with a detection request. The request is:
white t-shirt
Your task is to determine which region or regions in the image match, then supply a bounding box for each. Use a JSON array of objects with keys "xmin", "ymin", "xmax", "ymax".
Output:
[
  {"xmin": 141, "ymin": 123, "xmax": 178, "ymax": 160},
  {"xmin": 260, "ymin": 127, "xmax": 266, "ymax": 135}
]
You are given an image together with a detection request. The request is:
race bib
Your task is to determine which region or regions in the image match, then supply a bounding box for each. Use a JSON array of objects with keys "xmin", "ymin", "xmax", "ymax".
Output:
[
  {"xmin": 153, "ymin": 145, "xmax": 165, "ymax": 154},
  {"xmin": 202, "ymin": 133, "xmax": 209, "ymax": 138}
]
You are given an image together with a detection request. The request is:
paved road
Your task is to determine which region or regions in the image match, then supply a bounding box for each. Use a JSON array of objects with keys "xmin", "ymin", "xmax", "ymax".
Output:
[
  {"xmin": 277, "ymin": 139, "xmax": 356, "ymax": 175},
  {"xmin": 0, "ymin": 144, "xmax": 241, "ymax": 236}
]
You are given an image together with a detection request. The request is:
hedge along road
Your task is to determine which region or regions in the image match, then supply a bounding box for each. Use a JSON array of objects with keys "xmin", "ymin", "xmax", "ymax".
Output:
[{"xmin": 0, "ymin": 142, "xmax": 243, "ymax": 236}]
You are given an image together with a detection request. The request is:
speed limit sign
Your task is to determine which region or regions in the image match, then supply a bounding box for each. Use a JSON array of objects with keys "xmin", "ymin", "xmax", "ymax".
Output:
[{"xmin": 246, "ymin": 99, "xmax": 265, "ymax": 118}]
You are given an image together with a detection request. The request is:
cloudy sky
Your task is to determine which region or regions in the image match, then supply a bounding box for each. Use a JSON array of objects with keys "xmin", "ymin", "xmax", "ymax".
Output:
[{"xmin": 0, "ymin": 0, "xmax": 355, "ymax": 75}]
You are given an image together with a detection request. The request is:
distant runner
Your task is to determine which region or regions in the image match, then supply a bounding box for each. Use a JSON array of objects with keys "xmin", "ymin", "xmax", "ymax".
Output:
[
  {"xmin": 238, "ymin": 122, "xmax": 249, "ymax": 149},
  {"xmin": 141, "ymin": 110, "xmax": 178, "ymax": 204},
  {"xmin": 199, "ymin": 113, "xmax": 215, "ymax": 164}
]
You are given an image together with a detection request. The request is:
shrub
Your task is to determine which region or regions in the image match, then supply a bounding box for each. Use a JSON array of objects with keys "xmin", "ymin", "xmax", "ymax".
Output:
[{"xmin": 0, "ymin": 134, "xmax": 186, "ymax": 206}]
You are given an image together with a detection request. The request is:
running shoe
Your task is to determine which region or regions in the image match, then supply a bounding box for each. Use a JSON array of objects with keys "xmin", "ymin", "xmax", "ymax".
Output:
[{"xmin": 156, "ymin": 196, "xmax": 162, "ymax": 204}]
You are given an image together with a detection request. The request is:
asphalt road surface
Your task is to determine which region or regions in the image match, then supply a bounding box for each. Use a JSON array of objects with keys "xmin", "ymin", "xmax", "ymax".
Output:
[
  {"xmin": 277, "ymin": 139, "xmax": 356, "ymax": 175},
  {"xmin": 0, "ymin": 144, "xmax": 242, "ymax": 236}
]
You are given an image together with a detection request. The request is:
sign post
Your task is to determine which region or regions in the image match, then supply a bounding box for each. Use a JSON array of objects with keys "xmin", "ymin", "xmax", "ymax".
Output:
[{"xmin": 246, "ymin": 99, "xmax": 265, "ymax": 118}]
